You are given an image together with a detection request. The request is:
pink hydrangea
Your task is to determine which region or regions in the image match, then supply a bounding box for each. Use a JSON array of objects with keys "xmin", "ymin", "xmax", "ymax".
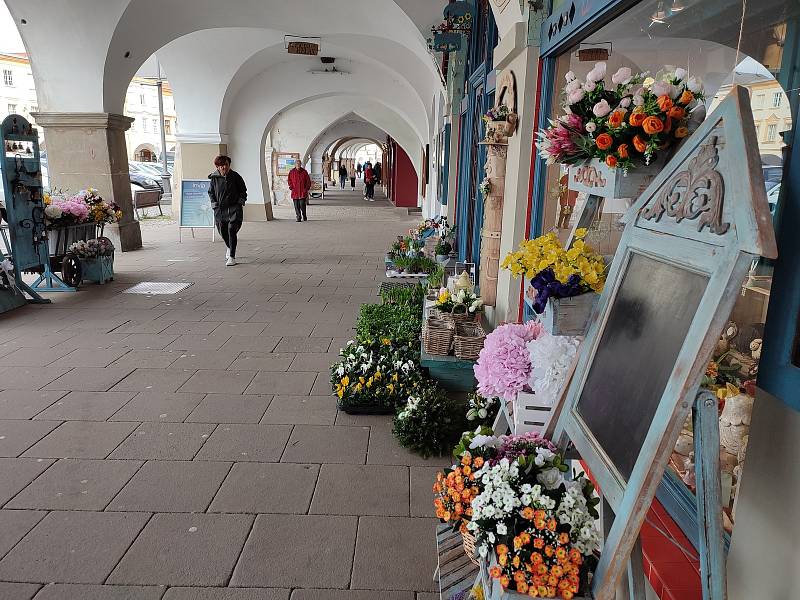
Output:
[
  {"xmin": 52, "ymin": 198, "xmax": 89, "ymax": 222},
  {"xmin": 473, "ymin": 321, "xmax": 544, "ymax": 401}
]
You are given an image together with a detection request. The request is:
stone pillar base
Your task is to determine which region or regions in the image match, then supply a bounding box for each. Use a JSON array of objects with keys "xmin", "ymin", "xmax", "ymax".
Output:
[
  {"xmin": 243, "ymin": 203, "xmax": 274, "ymax": 222},
  {"xmin": 106, "ymin": 221, "xmax": 142, "ymax": 253}
]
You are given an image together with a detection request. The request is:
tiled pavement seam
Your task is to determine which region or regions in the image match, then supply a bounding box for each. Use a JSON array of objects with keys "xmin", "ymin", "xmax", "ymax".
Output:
[{"xmin": 0, "ymin": 191, "xmax": 449, "ymax": 597}]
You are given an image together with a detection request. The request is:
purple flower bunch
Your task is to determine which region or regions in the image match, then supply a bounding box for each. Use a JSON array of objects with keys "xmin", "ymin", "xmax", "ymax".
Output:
[
  {"xmin": 473, "ymin": 321, "xmax": 544, "ymax": 402},
  {"xmin": 490, "ymin": 431, "xmax": 558, "ymax": 466},
  {"xmin": 530, "ymin": 267, "xmax": 584, "ymax": 314}
]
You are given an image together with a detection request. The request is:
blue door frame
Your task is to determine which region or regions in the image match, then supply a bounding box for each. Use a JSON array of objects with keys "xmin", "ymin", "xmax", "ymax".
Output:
[{"xmin": 528, "ymin": 0, "xmax": 800, "ymax": 550}]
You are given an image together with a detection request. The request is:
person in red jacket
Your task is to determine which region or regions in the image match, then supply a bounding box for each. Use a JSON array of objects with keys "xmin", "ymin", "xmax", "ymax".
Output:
[{"xmin": 287, "ymin": 160, "xmax": 311, "ymax": 222}]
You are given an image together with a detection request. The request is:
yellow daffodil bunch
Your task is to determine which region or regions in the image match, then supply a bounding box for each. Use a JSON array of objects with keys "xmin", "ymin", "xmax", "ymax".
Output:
[{"xmin": 501, "ymin": 228, "xmax": 607, "ymax": 293}]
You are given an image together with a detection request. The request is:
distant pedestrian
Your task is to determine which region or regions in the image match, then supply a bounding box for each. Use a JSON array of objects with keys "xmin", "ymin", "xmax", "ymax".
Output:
[
  {"xmin": 338, "ymin": 164, "xmax": 348, "ymax": 189},
  {"xmin": 364, "ymin": 164, "xmax": 376, "ymax": 202},
  {"xmin": 356, "ymin": 162, "xmax": 363, "ymax": 179},
  {"xmin": 350, "ymin": 172, "xmax": 356, "ymax": 188},
  {"xmin": 373, "ymin": 162, "xmax": 382, "ymax": 185},
  {"xmin": 288, "ymin": 160, "xmax": 311, "ymax": 222},
  {"xmin": 208, "ymin": 155, "xmax": 246, "ymax": 267}
]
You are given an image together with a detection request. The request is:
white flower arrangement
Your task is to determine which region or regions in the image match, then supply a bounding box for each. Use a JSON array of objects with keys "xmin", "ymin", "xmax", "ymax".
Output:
[{"xmin": 526, "ymin": 332, "xmax": 580, "ymax": 406}]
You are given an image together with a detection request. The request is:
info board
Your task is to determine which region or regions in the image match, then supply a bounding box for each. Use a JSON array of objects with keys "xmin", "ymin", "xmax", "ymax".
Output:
[{"xmin": 179, "ymin": 179, "xmax": 214, "ymax": 228}]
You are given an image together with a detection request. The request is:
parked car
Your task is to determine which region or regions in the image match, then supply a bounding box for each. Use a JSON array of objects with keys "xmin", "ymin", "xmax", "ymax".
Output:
[
  {"xmin": 130, "ymin": 172, "xmax": 163, "ymax": 200},
  {"xmin": 767, "ymin": 183, "xmax": 781, "ymax": 215},
  {"xmin": 762, "ymin": 166, "xmax": 783, "ymax": 193}
]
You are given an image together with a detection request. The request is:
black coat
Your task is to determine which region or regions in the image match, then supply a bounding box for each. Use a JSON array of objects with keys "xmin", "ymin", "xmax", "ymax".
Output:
[{"xmin": 208, "ymin": 169, "xmax": 247, "ymax": 222}]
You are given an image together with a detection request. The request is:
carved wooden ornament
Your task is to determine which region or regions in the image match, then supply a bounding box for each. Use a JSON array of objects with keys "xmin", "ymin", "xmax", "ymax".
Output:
[{"xmin": 552, "ymin": 86, "xmax": 776, "ymax": 599}]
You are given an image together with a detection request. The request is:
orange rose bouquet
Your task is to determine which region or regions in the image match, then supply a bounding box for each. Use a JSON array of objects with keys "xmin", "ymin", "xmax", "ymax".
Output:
[
  {"xmin": 433, "ymin": 452, "xmax": 483, "ymax": 533},
  {"xmin": 537, "ymin": 62, "xmax": 705, "ymax": 171}
]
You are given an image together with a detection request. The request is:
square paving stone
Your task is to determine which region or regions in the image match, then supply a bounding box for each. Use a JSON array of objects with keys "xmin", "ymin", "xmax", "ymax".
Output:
[
  {"xmin": 111, "ymin": 369, "xmax": 197, "ymax": 393},
  {"xmin": 210, "ymin": 322, "xmax": 268, "ymax": 337},
  {"xmin": 350, "ymin": 516, "xmax": 438, "ymax": 592},
  {"xmin": 162, "ymin": 321, "xmax": 221, "ymax": 335},
  {"xmin": 410, "ymin": 467, "xmax": 442, "ymax": 518},
  {"xmin": 166, "ymin": 334, "xmax": 233, "ymax": 352},
  {"xmin": 289, "ymin": 353, "xmax": 341, "ymax": 372},
  {"xmin": 230, "ymin": 514, "xmax": 357, "ymax": 588},
  {"xmin": 244, "ymin": 372, "xmax": 315, "ymax": 396},
  {"xmin": 0, "ymin": 421, "xmax": 61, "ymax": 457},
  {"xmin": 6, "ymin": 459, "xmax": 142, "ymax": 511},
  {"xmin": 310, "ymin": 323, "xmax": 350, "ymax": 338},
  {"xmin": 48, "ymin": 347, "xmax": 132, "ymax": 369},
  {"xmin": 43, "ymin": 368, "xmax": 135, "ymax": 393},
  {"xmin": 0, "ymin": 509, "xmax": 46, "ymax": 557},
  {"xmin": 109, "ymin": 349, "xmax": 182, "ymax": 369},
  {"xmin": 168, "ymin": 351, "xmax": 240, "ymax": 371},
  {"xmin": 0, "ymin": 347, "xmax": 66, "ymax": 367},
  {"xmin": 209, "ymin": 463, "xmax": 318, "ymax": 514},
  {"xmin": 22, "ymin": 422, "xmax": 138, "ymax": 459},
  {"xmin": 109, "ymin": 423, "xmax": 215, "ymax": 460},
  {"xmin": 0, "ymin": 511, "xmax": 149, "ymax": 584},
  {"xmin": 219, "ymin": 336, "xmax": 281, "ymax": 354},
  {"xmin": 290, "ymin": 592, "xmax": 413, "ymax": 600},
  {"xmin": 0, "ymin": 458, "xmax": 54, "ymax": 505},
  {"xmin": 0, "ymin": 390, "xmax": 67, "ymax": 420},
  {"xmin": 260, "ymin": 396, "xmax": 336, "ymax": 426},
  {"xmin": 195, "ymin": 424, "xmax": 292, "ymax": 462},
  {"xmin": 178, "ymin": 370, "xmax": 257, "ymax": 395},
  {"xmin": 0, "ymin": 366, "xmax": 72, "ymax": 391},
  {"xmin": 275, "ymin": 337, "xmax": 332, "ymax": 353},
  {"xmin": 281, "ymin": 425, "xmax": 368, "ymax": 465},
  {"xmin": 310, "ymin": 464, "xmax": 409, "ymax": 516},
  {"xmin": 366, "ymin": 425, "xmax": 451, "ymax": 467},
  {"xmin": 108, "ymin": 513, "xmax": 254, "ymax": 587},
  {"xmin": 164, "ymin": 589, "xmax": 289, "ymax": 600},
  {"xmin": 107, "ymin": 460, "xmax": 231, "ymax": 512},
  {"xmin": 32, "ymin": 584, "xmax": 164, "ymax": 600},
  {"xmin": 115, "ymin": 334, "xmax": 179, "ymax": 350},
  {"xmin": 260, "ymin": 322, "xmax": 314, "ymax": 337},
  {"xmin": 0, "ymin": 582, "xmax": 40, "ymax": 600},
  {"xmin": 109, "ymin": 392, "xmax": 205, "ymax": 422},
  {"xmin": 186, "ymin": 394, "xmax": 272, "ymax": 424},
  {"xmin": 228, "ymin": 352, "xmax": 295, "ymax": 372},
  {"xmin": 34, "ymin": 392, "xmax": 135, "ymax": 421},
  {"xmin": 201, "ymin": 311, "xmax": 256, "ymax": 323},
  {"xmin": 310, "ymin": 372, "xmax": 334, "ymax": 396}
]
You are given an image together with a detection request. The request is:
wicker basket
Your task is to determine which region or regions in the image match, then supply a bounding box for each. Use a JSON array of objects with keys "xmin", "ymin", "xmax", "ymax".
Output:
[
  {"xmin": 422, "ymin": 318, "xmax": 454, "ymax": 356},
  {"xmin": 453, "ymin": 321, "xmax": 485, "ymax": 361},
  {"xmin": 461, "ymin": 530, "xmax": 479, "ymax": 566},
  {"xmin": 440, "ymin": 304, "xmax": 479, "ymax": 325}
]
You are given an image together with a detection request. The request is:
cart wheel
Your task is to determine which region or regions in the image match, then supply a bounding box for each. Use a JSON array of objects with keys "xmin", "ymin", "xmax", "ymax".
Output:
[{"xmin": 61, "ymin": 255, "xmax": 83, "ymax": 288}]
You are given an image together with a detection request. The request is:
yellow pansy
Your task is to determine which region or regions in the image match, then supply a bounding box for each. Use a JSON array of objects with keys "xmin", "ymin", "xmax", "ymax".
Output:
[
  {"xmin": 575, "ymin": 228, "xmax": 588, "ymax": 239},
  {"xmin": 341, "ymin": 376, "xmax": 350, "ymax": 387}
]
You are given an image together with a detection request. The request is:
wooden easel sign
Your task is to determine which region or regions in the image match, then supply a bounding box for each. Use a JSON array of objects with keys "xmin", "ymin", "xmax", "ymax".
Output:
[{"xmin": 553, "ymin": 86, "xmax": 776, "ymax": 599}]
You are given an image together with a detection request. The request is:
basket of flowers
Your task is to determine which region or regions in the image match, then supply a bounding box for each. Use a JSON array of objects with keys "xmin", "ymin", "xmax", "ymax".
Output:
[
  {"xmin": 67, "ymin": 237, "xmax": 115, "ymax": 284},
  {"xmin": 435, "ymin": 288, "xmax": 484, "ymax": 324},
  {"xmin": 423, "ymin": 317, "xmax": 454, "ymax": 356},
  {"xmin": 453, "ymin": 320, "xmax": 486, "ymax": 361}
]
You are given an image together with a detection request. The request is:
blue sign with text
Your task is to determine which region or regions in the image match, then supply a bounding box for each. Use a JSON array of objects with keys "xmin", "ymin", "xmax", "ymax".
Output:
[{"xmin": 180, "ymin": 179, "xmax": 214, "ymax": 228}]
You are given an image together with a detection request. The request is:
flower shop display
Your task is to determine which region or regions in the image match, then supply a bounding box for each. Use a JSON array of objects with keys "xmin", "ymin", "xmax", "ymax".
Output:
[
  {"xmin": 380, "ymin": 282, "xmax": 426, "ymax": 307},
  {"xmin": 474, "ymin": 321, "xmax": 545, "ymax": 402},
  {"xmin": 435, "ymin": 223, "xmax": 456, "ymax": 261},
  {"xmin": 43, "ymin": 193, "xmax": 90, "ymax": 228},
  {"xmin": 453, "ymin": 320, "xmax": 487, "ymax": 361},
  {"xmin": 393, "ymin": 380, "xmax": 468, "ymax": 457},
  {"xmin": 389, "ymin": 255, "xmax": 438, "ymax": 277},
  {"xmin": 331, "ymin": 337, "xmax": 423, "ymax": 414},
  {"xmin": 482, "ymin": 104, "xmax": 518, "ymax": 144},
  {"xmin": 465, "ymin": 393, "xmax": 500, "ymax": 428},
  {"xmin": 479, "ymin": 177, "xmax": 492, "ymax": 197},
  {"xmin": 66, "ymin": 237, "xmax": 115, "ymax": 284},
  {"xmin": 356, "ymin": 303, "xmax": 423, "ymax": 347},
  {"xmin": 537, "ymin": 62, "xmax": 705, "ymax": 171},
  {"xmin": 434, "ymin": 288, "xmax": 484, "ymax": 321}
]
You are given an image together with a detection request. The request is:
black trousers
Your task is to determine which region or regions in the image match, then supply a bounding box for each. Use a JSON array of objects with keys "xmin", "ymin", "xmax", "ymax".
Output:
[
  {"xmin": 339, "ymin": 176, "xmax": 346, "ymax": 189},
  {"xmin": 293, "ymin": 198, "xmax": 308, "ymax": 221},
  {"xmin": 365, "ymin": 182, "xmax": 375, "ymax": 199},
  {"xmin": 216, "ymin": 218, "xmax": 242, "ymax": 258},
  {"xmin": 350, "ymin": 177, "xmax": 356, "ymax": 188}
]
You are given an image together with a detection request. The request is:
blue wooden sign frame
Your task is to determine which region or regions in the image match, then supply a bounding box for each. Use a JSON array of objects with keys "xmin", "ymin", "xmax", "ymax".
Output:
[
  {"xmin": 552, "ymin": 87, "xmax": 776, "ymax": 599},
  {"xmin": 179, "ymin": 179, "xmax": 214, "ymax": 228}
]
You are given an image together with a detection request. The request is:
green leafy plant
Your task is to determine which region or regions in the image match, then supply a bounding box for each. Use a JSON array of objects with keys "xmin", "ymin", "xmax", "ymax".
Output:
[
  {"xmin": 381, "ymin": 284, "xmax": 426, "ymax": 309},
  {"xmin": 427, "ymin": 264, "xmax": 445, "ymax": 290},
  {"xmin": 393, "ymin": 382, "xmax": 469, "ymax": 457},
  {"xmin": 356, "ymin": 303, "xmax": 423, "ymax": 347},
  {"xmin": 434, "ymin": 239, "xmax": 452, "ymax": 256}
]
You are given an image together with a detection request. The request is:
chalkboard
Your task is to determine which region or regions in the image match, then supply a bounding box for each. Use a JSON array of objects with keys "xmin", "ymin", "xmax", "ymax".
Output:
[
  {"xmin": 179, "ymin": 179, "xmax": 214, "ymax": 228},
  {"xmin": 576, "ymin": 252, "xmax": 708, "ymax": 480}
]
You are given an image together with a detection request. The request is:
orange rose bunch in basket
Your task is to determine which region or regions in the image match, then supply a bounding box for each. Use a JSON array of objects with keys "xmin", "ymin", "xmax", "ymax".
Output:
[
  {"xmin": 537, "ymin": 62, "xmax": 705, "ymax": 172},
  {"xmin": 433, "ymin": 452, "xmax": 483, "ymax": 533}
]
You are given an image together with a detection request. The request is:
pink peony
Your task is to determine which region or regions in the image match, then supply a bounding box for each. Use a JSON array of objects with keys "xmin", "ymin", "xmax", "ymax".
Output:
[
  {"xmin": 473, "ymin": 321, "xmax": 544, "ymax": 401},
  {"xmin": 592, "ymin": 99, "xmax": 611, "ymax": 117},
  {"xmin": 611, "ymin": 67, "xmax": 633, "ymax": 85}
]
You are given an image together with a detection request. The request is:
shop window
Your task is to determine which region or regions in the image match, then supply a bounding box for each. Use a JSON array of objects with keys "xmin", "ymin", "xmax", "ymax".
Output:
[
  {"xmin": 139, "ymin": 93, "xmax": 146, "ymax": 105},
  {"xmin": 7, "ymin": 104, "xmax": 16, "ymax": 115},
  {"xmin": 2, "ymin": 69, "xmax": 12, "ymax": 86},
  {"xmin": 152, "ymin": 119, "xmax": 158, "ymax": 133},
  {"xmin": 143, "ymin": 119, "xmax": 149, "ymax": 133},
  {"xmin": 164, "ymin": 119, "xmax": 171, "ymax": 134},
  {"xmin": 536, "ymin": 0, "xmax": 798, "ymax": 535}
]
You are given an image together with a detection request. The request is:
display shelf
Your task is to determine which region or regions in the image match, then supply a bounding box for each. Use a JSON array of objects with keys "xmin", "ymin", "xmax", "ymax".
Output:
[{"xmin": 434, "ymin": 523, "xmax": 478, "ymax": 600}]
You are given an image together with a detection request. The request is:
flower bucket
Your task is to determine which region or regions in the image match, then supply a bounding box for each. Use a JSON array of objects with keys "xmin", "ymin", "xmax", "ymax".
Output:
[
  {"xmin": 568, "ymin": 158, "xmax": 663, "ymax": 199},
  {"xmin": 81, "ymin": 254, "xmax": 114, "ymax": 284},
  {"xmin": 540, "ymin": 293, "xmax": 598, "ymax": 337}
]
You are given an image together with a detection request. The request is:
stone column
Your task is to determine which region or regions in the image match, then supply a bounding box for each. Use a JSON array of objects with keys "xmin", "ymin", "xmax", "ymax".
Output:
[{"xmin": 33, "ymin": 112, "xmax": 142, "ymax": 251}]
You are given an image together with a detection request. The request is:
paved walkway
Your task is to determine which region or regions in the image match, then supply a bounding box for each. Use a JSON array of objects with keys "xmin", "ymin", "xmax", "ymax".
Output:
[{"xmin": 0, "ymin": 187, "xmax": 449, "ymax": 600}]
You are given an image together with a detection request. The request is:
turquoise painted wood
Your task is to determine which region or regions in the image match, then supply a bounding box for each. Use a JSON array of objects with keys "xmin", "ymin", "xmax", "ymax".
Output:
[
  {"xmin": 420, "ymin": 348, "xmax": 476, "ymax": 392},
  {"xmin": 81, "ymin": 255, "xmax": 114, "ymax": 285},
  {"xmin": 693, "ymin": 390, "xmax": 727, "ymax": 600},
  {"xmin": 551, "ymin": 88, "xmax": 776, "ymax": 600}
]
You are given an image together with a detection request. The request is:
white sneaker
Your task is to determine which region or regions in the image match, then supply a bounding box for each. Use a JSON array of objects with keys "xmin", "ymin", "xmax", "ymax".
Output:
[
  {"xmin": 226, "ymin": 257, "xmax": 236, "ymax": 266},
  {"xmin": 369, "ymin": 198, "xmax": 375, "ymax": 202},
  {"xmin": 225, "ymin": 248, "xmax": 231, "ymax": 259}
]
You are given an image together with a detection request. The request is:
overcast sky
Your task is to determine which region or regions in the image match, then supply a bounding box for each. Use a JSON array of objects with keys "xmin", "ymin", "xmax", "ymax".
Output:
[{"xmin": 0, "ymin": 3, "xmax": 25, "ymax": 53}]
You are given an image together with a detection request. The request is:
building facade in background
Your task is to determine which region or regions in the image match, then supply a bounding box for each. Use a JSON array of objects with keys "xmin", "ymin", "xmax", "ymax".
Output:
[{"xmin": 123, "ymin": 76, "xmax": 177, "ymax": 163}]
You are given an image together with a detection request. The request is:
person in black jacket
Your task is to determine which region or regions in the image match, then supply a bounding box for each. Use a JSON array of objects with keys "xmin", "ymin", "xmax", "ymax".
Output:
[{"xmin": 208, "ymin": 155, "xmax": 247, "ymax": 266}]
